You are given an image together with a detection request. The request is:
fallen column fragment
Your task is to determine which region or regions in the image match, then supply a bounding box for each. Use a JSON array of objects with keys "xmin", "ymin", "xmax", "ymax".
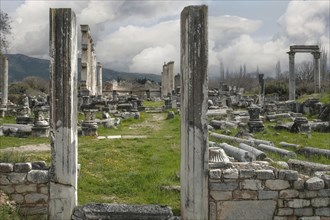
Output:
[
  {"xmin": 279, "ymin": 141, "xmax": 300, "ymax": 149},
  {"xmin": 257, "ymin": 144, "xmax": 296, "ymax": 158},
  {"xmin": 288, "ymin": 159, "xmax": 330, "ymax": 176},
  {"xmin": 239, "ymin": 143, "xmax": 267, "ymax": 160},
  {"xmin": 210, "ymin": 141, "xmax": 253, "ymax": 162},
  {"xmin": 296, "ymin": 147, "xmax": 330, "ymax": 159},
  {"xmin": 210, "ymin": 132, "xmax": 273, "ymax": 147},
  {"xmin": 208, "ymin": 145, "xmax": 232, "ymax": 168}
]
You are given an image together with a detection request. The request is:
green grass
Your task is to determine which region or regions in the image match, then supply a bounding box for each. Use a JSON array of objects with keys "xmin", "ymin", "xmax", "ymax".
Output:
[
  {"xmin": 0, "ymin": 136, "xmax": 48, "ymax": 150},
  {"xmin": 0, "ymin": 204, "xmax": 21, "ymax": 220},
  {"xmin": 296, "ymin": 92, "xmax": 330, "ymax": 104},
  {"xmin": 1, "ymin": 109, "xmax": 329, "ymax": 216},
  {"xmin": 143, "ymin": 100, "xmax": 164, "ymax": 108},
  {"xmin": 78, "ymin": 113, "xmax": 181, "ymax": 214},
  {"xmin": 0, "ymin": 116, "xmax": 16, "ymax": 125}
]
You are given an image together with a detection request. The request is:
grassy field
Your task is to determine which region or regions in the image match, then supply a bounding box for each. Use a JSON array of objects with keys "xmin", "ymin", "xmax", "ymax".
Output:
[{"xmin": 1, "ymin": 99, "xmax": 329, "ymax": 215}]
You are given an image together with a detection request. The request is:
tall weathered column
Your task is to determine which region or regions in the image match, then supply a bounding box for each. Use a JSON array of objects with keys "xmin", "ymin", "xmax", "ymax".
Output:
[
  {"xmin": 167, "ymin": 61, "xmax": 174, "ymax": 94},
  {"xmin": 162, "ymin": 63, "xmax": 168, "ymax": 97},
  {"xmin": 97, "ymin": 62, "xmax": 102, "ymax": 96},
  {"xmin": 288, "ymin": 51, "xmax": 295, "ymax": 100},
  {"xmin": 180, "ymin": 5, "xmax": 208, "ymax": 220},
  {"xmin": 258, "ymin": 73, "xmax": 265, "ymax": 107},
  {"xmin": 0, "ymin": 55, "xmax": 8, "ymax": 106},
  {"xmin": 91, "ymin": 44, "xmax": 97, "ymax": 96},
  {"xmin": 313, "ymin": 52, "xmax": 321, "ymax": 93},
  {"xmin": 49, "ymin": 8, "xmax": 78, "ymax": 220},
  {"xmin": 80, "ymin": 25, "xmax": 90, "ymax": 95}
]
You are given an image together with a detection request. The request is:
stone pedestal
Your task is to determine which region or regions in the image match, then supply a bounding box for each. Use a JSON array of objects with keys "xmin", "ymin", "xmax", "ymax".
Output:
[
  {"xmin": 248, "ymin": 106, "xmax": 264, "ymax": 133},
  {"xmin": 82, "ymin": 109, "xmax": 98, "ymax": 136},
  {"xmin": 31, "ymin": 108, "xmax": 50, "ymax": 137},
  {"xmin": 0, "ymin": 107, "xmax": 6, "ymax": 117},
  {"xmin": 291, "ymin": 117, "xmax": 310, "ymax": 133}
]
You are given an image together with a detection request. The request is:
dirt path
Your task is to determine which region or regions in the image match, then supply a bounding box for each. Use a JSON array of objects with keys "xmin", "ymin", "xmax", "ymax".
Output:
[
  {"xmin": 1, "ymin": 113, "xmax": 166, "ymax": 153},
  {"xmin": 0, "ymin": 143, "xmax": 50, "ymax": 153},
  {"xmin": 129, "ymin": 112, "xmax": 166, "ymax": 132}
]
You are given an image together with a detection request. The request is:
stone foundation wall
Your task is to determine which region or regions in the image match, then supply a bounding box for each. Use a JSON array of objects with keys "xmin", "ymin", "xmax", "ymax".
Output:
[
  {"xmin": 0, "ymin": 162, "xmax": 49, "ymax": 219},
  {"xmin": 209, "ymin": 163, "xmax": 330, "ymax": 220}
]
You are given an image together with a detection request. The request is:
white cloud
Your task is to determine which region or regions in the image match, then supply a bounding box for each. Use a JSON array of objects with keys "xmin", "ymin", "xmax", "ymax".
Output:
[{"xmin": 6, "ymin": 1, "xmax": 330, "ymax": 77}]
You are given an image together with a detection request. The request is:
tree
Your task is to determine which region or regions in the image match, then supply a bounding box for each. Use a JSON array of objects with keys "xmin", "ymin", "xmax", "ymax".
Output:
[{"xmin": 0, "ymin": 10, "xmax": 12, "ymax": 55}]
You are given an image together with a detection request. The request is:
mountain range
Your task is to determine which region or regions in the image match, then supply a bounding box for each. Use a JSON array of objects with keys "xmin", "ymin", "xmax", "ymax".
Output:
[{"xmin": 6, "ymin": 54, "xmax": 161, "ymax": 83}]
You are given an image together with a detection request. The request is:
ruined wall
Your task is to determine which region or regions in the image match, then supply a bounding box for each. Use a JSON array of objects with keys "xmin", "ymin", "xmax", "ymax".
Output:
[
  {"xmin": 209, "ymin": 164, "xmax": 330, "ymax": 220},
  {"xmin": 0, "ymin": 162, "xmax": 49, "ymax": 219}
]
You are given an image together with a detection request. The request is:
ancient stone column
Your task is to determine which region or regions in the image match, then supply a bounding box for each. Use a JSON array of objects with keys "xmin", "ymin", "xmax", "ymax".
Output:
[
  {"xmin": 91, "ymin": 44, "xmax": 97, "ymax": 96},
  {"xmin": 162, "ymin": 63, "xmax": 168, "ymax": 97},
  {"xmin": 180, "ymin": 5, "xmax": 208, "ymax": 220},
  {"xmin": 80, "ymin": 25, "xmax": 90, "ymax": 95},
  {"xmin": 174, "ymin": 73, "xmax": 181, "ymax": 94},
  {"xmin": 0, "ymin": 55, "xmax": 8, "ymax": 106},
  {"xmin": 258, "ymin": 73, "xmax": 265, "ymax": 107},
  {"xmin": 313, "ymin": 52, "xmax": 321, "ymax": 93},
  {"xmin": 288, "ymin": 51, "xmax": 295, "ymax": 100},
  {"xmin": 167, "ymin": 61, "xmax": 174, "ymax": 94},
  {"xmin": 49, "ymin": 8, "xmax": 78, "ymax": 220},
  {"xmin": 97, "ymin": 62, "xmax": 102, "ymax": 96}
]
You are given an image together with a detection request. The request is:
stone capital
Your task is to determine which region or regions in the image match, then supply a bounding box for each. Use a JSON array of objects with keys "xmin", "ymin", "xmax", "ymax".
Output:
[
  {"xmin": 287, "ymin": 51, "xmax": 295, "ymax": 57},
  {"xmin": 312, "ymin": 52, "xmax": 321, "ymax": 59}
]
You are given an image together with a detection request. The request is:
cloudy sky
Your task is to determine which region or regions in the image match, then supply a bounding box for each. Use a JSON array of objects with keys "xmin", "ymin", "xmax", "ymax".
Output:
[{"xmin": 1, "ymin": 0, "xmax": 329, "ymax": 77}]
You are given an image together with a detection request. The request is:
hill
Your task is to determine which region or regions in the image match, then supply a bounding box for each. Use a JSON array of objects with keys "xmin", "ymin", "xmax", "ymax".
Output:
[{"xmin": 6, "ymin": 54, "xmax": 161, "ymax": 83}]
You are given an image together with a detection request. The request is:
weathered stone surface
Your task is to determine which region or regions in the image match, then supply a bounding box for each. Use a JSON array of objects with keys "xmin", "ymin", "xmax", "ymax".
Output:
[
  {"xmin": 0, "ymin": 175, "xmax": 10, "ymax": 185},
  {"xmin": 7, "ymin": 173, "xmax": 27, "ymax": 184},
  {"xmin": 15, "ymin": 184, "xmax": 37, "ymax": 193},
  {"xmin": 25, "ymin": 193, "xmax": 48, "ymax": 203},
  {"xmin": 72, "ymin": 203, "xmax": 173, "ymax": 220},
  {"xmin": 31, "ymin": 161, "xmax": 48, "ymax": 170},
  {"xmin": 218, "ymin": 200, "xmax": 276, "ymax": 220},
  {"xmin": 11, "ymin": 193, "xmax": 24, "ymax": 204},
  {"xmin": 311, "ymin": 198, "xmax": 330, "ymax": 207},
  {"xmin": 258, "ymin": 190, "xmax": 278, "ymax": 200},
  {"xmin": 265, "ymin": 180, "xmax": 290, "ymax": 190},
  {"xmin": 241, "ymin": 179, "xmax": 263, "ymax": 190},
  {"xmin": 298, "ymin": 216, "xmax": 320, "ymax": 220},
  {"xmin": 277, "ymin": 208, "xmax": 293, "ymax": 216},
  {"xmin": 239, "ymin": 169, "xmax": 255, "ymax": 178},
  {"xmin": 18, "ymin": 206, "xmax": 48, "ymax": 215},
  {"xmin": 255, "ymin": 170, "xmax": 275, "ymax": 179},
  {"xmin": 209, "ymin": 169, "xmax": 221, "ymax": 180},
  {"xmin": 315, "ymin": 207, "xmax": 330, "ymax": 216},
  {"xmin": 278, "ymin": 170, "xmax": 298, "ymax": 181},
  {"xmin": 14, "ymin": 163, "xmax": 32, "ymax": 173},
  {"xmin": 209, "ymin": 201, "xmax": 216, "ymax": 220},
  {"xmin": 0, "ymin": 185, "xmax": 14, "ymax": 194},
  {"xmin": 294, "ymin": 207, "xmax": 313, "ymax": 216},
  {"xmin": 318, "ymin": 189, "xmax": 330, "ymax": 197},
  {"xmin": 49, "ymin": 8, "xmax": 78, "ymax": 220},
  {"xmin": 27, "ymin": 170, "xmax": 49, "ymax": 183},
  {"xmin": 210, "ymin": 190, "xmax": 232, "ymax": 201},
  {"xmin": 0, "ymin": 163, "xmax": 13, "ymax": 172},
  {"xmin": 39, "ymin": 185, "xmax": 49, "ymax": 195},
  {"xmin": 287, "ymin": 199, "xmax": 310, "ymax": 208},
  {"xmin": 223, "ymin": 168, "xmax": 239, "ymax": 179},
  {"xmin": 279, "ymin": 189, "xmax": 299, "ymax": 199},
  {"xmin": 210, "ymin": 182, "xmax": 238, "ymax": 191},
  {"xmin": 299, "ymin": 190, "xmax": 318, "ymax": 199},
  {"xmin": 294, "ymin": 178, "xmax": 305, "ymax": 190},
  {"xmin": 233, "ymin": 190, "xmax": 257, "ymax": 199},
  {"xmin": 180, "ymin": 5, "xmax": 208, "ymax": 220},
  {"xmin": 305, "ymin": 177, "xmax": 325, "ymax": 190}
]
